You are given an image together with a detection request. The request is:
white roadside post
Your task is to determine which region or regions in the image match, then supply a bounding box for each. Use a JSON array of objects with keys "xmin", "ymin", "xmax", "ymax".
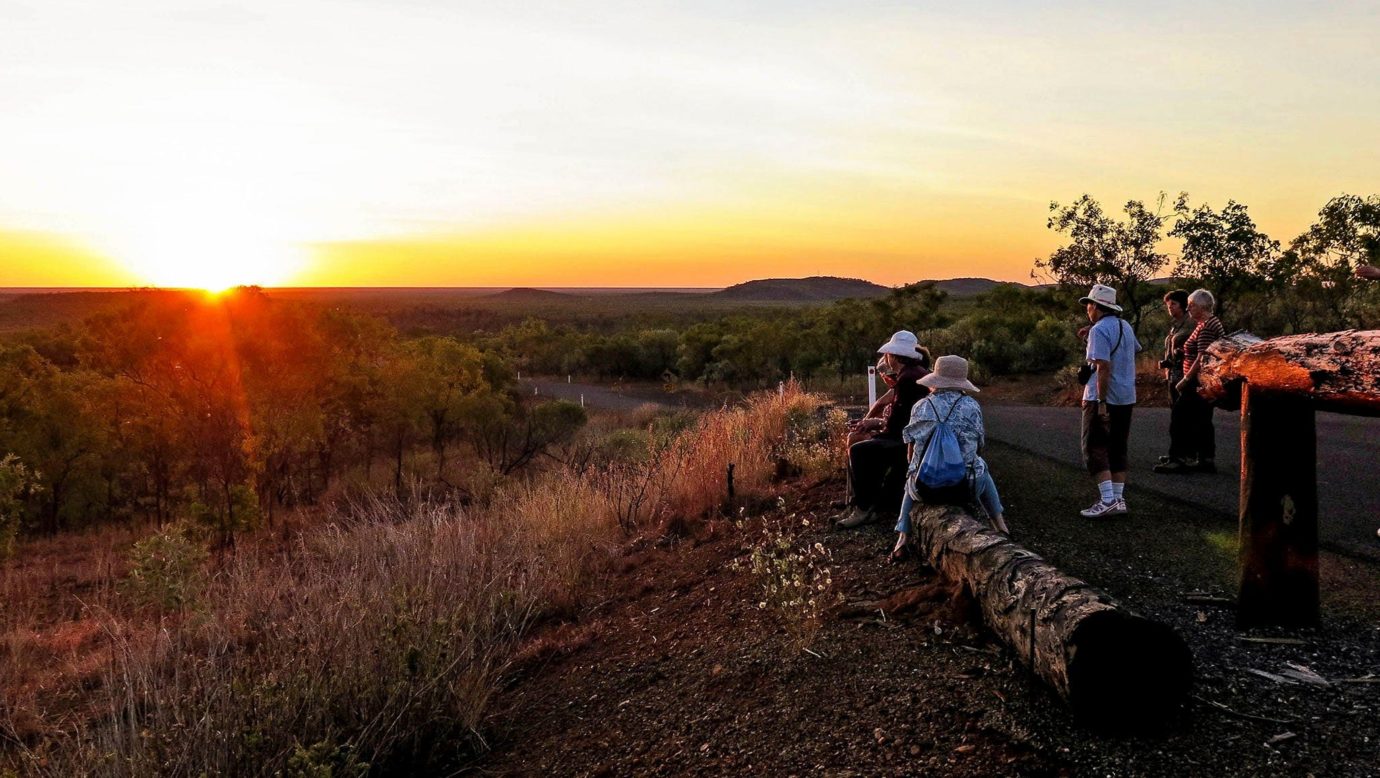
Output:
[{"xmin": 867, "ymin": 366, "xmax": 877, "ymax": 407}]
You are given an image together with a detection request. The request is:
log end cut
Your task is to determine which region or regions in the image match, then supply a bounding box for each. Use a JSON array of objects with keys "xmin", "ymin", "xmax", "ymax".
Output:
[{"xmin": 1065, "ymin": 610, "xmax": 1194, "ymax": 728}]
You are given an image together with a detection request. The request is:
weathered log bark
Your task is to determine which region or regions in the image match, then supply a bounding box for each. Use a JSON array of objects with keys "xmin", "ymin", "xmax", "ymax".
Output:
[
  {"xmin": 1195, "ymin": 330, "xmax": 1372, "ymax": 627},
  {"xmin": 1198, "ymin": 329, "xmax": 1380, "ymax": 415},
  {"xmin": 913, "ymin": 505, "xmax": 1193, "ymax": 725},
  {"xmin": 1237, "ymin": 386, "xmax": 1319, "ymax": 627}
]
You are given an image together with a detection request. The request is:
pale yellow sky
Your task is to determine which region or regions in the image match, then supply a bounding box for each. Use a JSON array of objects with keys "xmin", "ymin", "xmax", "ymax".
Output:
[{"xmin": 1, "ymin": 1, "xmax": 1377, "ymax": 288}]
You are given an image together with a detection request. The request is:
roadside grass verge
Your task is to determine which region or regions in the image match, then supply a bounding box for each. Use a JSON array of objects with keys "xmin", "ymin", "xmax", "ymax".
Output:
[{"xmin": 2, "ymin": 384, "xmax": 829, "ymax": 775}]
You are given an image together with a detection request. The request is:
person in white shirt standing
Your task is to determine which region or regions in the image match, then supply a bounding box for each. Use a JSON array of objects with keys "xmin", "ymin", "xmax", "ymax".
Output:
[{"xmin": 1076, "ymin": 284, "xmax": 1141, "ymax": 518}]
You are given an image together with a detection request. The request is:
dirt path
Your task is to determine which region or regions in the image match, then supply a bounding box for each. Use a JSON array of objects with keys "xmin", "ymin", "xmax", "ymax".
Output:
[{"xmin": 471, "ymin": 445, "xmax": 1380, "ymax": 776}]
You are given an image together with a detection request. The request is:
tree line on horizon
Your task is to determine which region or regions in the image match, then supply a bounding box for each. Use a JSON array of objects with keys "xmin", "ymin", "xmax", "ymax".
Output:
[{"xmin": 479, "ymin": 192, "xmax": 1378, "ymax": 384}]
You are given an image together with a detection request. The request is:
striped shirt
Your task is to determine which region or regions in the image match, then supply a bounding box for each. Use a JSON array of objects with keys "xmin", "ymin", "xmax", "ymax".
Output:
[{"xmin": 1182, "ymin": 315, "xmax": 1225, "ymax": 375}]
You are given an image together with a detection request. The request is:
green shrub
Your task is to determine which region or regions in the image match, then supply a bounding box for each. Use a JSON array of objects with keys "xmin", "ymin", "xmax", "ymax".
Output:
[
  {"xmin": 122, "ymin": 523, "xmax": 209, "ymax": 612},
  {"xmin": 283, "ymin": 741, "xmax": 369, "ymax": 778},
  {"xmin": 0, "ymin": 454, "xmax": 37, "ymax": 559}
]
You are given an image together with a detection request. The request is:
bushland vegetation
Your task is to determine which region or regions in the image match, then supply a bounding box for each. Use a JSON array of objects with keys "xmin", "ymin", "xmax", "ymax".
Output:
[
  {"xmin": 0, "ymin": 288, "xmax": 593, "ymax": 547},
  {"xmin": 2, "ymin": 360, "xmax": 837, "ymax": 773},
  {"xmin": 483, "ymin": 192, "xmax": 1378, "ymax": 386}
]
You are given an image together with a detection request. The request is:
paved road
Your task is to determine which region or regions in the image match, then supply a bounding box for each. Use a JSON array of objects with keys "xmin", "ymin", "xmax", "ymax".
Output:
[
  {"xmin": 523, "ymin": 379, "xmax": 1380, "ymax": 560},
  {"xmin": 520, "ymin": 379, "xmax": 712, "ymax": 412},
  {"xmin": 984, "ymin": 403, "xmax": 1380, "ymax": 560}
]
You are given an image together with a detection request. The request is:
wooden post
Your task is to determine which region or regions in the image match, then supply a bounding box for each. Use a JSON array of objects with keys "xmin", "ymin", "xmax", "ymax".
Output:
[
  {"xmin": 1237, "ymin": 385, "xmax": 1319, "ymax": 628},
  {"xmin": 726, "ymin": 463, "xmax": 736, "ymax": 509}
]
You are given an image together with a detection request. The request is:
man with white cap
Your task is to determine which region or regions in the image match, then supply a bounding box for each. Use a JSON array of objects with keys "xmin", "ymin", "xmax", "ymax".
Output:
[
  {"xmin": 835, "ymin": 330, "xmax": 930, "ymax": 528},
  {"xmin": 1077, "ymin": 284, "xmax": 1141, "ymax": 518}
]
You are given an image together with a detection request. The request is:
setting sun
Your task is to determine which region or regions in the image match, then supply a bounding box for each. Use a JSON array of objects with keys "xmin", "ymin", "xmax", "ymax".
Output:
[
  {"xmin": 95, "ymin": 192, "xmax": 307, "ymax": 290},
  {"xmin": 111, "ymin": 233, "xmax": 303, "ymax": 292}
]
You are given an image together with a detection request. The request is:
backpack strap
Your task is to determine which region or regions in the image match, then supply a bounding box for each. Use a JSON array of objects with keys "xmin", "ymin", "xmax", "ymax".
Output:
[
  {"xmin": 918, "ymin": 394, "xmax": 962, "ymax": 451},
  {"xmin": 938, "ymin": 394, "xmax": 962, "ymax": 423}
]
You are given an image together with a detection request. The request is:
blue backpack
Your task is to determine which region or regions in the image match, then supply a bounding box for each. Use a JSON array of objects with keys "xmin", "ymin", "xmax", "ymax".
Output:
[{"xmin": 916, "ymin": 397, "xmax": 969, "ymax": 501}]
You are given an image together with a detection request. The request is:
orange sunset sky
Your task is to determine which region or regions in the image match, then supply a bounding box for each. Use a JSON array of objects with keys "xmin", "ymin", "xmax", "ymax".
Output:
[{"xmin": 2, "ymin": 1, "xmax": 1378, "ymax": 290}]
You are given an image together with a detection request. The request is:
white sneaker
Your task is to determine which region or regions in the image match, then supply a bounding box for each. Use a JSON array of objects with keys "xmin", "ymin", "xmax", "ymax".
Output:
[
  {"xmin": 1111, "ymin": 499, "xmax": 1128, "ymax": 515},
  {"xmin": 1080, "ymin": 499, "xmax": 1122, "ymax": 518}
]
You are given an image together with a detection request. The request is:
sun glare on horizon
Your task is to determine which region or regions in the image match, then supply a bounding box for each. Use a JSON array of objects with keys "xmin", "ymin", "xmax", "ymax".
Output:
[
  {"xmin": 98, "ymin": 211, "xmax": 306, "ymax": 292},
  {"xmin": 112, "ymin": 238, "xmax": 303, "ymax": 292}
]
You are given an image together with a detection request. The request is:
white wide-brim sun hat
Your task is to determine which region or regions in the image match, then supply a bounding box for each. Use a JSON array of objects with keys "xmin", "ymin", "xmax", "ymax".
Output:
[
  {"xmin": 877, "ymin": 330, "xmax": 921, "ymax": 358},
  {"xmin": 1078, "ymin": 283, "xmax": 1123, "ymax": 313},
  {"xmin": 918, "ymin": 355, "xmax": 981, "ymax": 393}
]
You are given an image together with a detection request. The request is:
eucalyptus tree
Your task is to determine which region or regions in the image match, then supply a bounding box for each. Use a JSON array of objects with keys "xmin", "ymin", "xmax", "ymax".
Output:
[{"xmin": 1036, "ymin": 194, "xmax": 1171, "ymax": 333}]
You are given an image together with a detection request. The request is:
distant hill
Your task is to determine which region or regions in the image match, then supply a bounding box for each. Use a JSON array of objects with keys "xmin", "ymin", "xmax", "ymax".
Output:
[
  {"xmin": 482, "ymin": 287, "xmax": 576, "ymax": 302},
  {"xmin": 931, "ymin": 277, "xmax": 1028, "ymax": 297},
  {"xmin": 709, "ymin": 276, "xmax": 889, "ymax": 302}
]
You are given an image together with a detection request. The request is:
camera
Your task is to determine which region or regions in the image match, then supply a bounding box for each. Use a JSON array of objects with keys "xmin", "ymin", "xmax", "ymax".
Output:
[
  {"xmin": 1076, "ymin": 362, "xmax": 1095, "ymax": 385},
  {"xmin": 1158, "ymin": 358, "xmax": 1173, "ymax": 369}
]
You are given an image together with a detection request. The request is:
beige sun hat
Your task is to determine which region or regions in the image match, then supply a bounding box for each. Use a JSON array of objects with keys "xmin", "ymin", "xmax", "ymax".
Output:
[{"xmin": 918, "ymin": 355, "xmax": 980, "ymax": 393}]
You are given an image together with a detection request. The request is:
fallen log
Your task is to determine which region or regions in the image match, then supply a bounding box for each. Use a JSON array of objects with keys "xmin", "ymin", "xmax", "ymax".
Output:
[
  {"xmin": 912, "ymin": 505, "xmax": 1193, "ymax": 726},
  {"xmin": 1198, "ymin": 329, "xmax": 1380, "ymax": 415}
]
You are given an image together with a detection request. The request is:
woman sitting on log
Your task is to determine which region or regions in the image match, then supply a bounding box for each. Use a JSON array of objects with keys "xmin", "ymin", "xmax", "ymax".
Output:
[
  {"xmin": 890, "ymin": 355, "xmax": 1007, "ymax": 563},
  {"xmin": 835, "ymin": 332, "xmax": 931, "ymax": 529},
  {"xmin": 847, "ymin": 356, "xmax": 900, "ymax": 446}
]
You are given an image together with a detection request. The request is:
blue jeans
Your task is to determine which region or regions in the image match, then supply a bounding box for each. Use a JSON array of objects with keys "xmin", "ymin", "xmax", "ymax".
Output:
[{"xmin": 895, "ymin": 472, "xmax": 1004, "ymax": 534}]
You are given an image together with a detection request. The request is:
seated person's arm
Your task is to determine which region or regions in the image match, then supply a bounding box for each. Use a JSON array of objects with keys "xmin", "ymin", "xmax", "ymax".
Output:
[{"xmin": 864, "ymin": 389, "xmax": 895, "ymax": 418}]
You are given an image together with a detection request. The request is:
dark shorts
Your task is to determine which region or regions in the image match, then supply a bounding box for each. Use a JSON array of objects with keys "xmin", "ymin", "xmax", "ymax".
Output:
[{"xmin": 1081, "ymin": 402, "xmax": 1134, "ymax": 475}]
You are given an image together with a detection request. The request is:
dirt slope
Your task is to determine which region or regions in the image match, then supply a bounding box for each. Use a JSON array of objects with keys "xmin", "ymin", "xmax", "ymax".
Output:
[{"xmin": 472, "ymin": 444, "xmax": 1380, "ymax": 776}]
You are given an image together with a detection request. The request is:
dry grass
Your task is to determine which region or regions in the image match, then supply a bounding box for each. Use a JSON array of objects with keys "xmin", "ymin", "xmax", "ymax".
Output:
[
  {"xmin": 663, "ymin": 382, "xmax": 826, "ymax": 522},
  {"xmin": 1, "ymin": 384, "xmax": 829, "ymax": 776}
]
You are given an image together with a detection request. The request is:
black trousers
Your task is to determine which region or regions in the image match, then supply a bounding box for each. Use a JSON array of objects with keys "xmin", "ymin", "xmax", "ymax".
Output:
[
  {"xmin": 1168, "ymin": 383, "xmax": 1215, "ymax": 462},
  {"xmin": 848, "ymin": 437, "xmax": 908, "ymax": 513}
]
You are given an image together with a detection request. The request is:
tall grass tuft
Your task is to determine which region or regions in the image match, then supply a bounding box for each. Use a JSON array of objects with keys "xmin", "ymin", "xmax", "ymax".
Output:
[{"xmin": 662, "ymin": 381, "xmax": 826, "ymax": 523}]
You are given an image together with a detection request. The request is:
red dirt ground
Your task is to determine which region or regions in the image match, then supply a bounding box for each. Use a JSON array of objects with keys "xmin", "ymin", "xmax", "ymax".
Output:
[{"xmin": 472, "ymin": 463, "xmax": 1380, "ymax": 777}]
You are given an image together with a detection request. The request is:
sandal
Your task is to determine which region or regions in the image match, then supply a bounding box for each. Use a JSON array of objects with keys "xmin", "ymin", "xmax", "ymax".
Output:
[{"xmin": 887, "ymin": 544, "xmax": 914, "ymax": 564}]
